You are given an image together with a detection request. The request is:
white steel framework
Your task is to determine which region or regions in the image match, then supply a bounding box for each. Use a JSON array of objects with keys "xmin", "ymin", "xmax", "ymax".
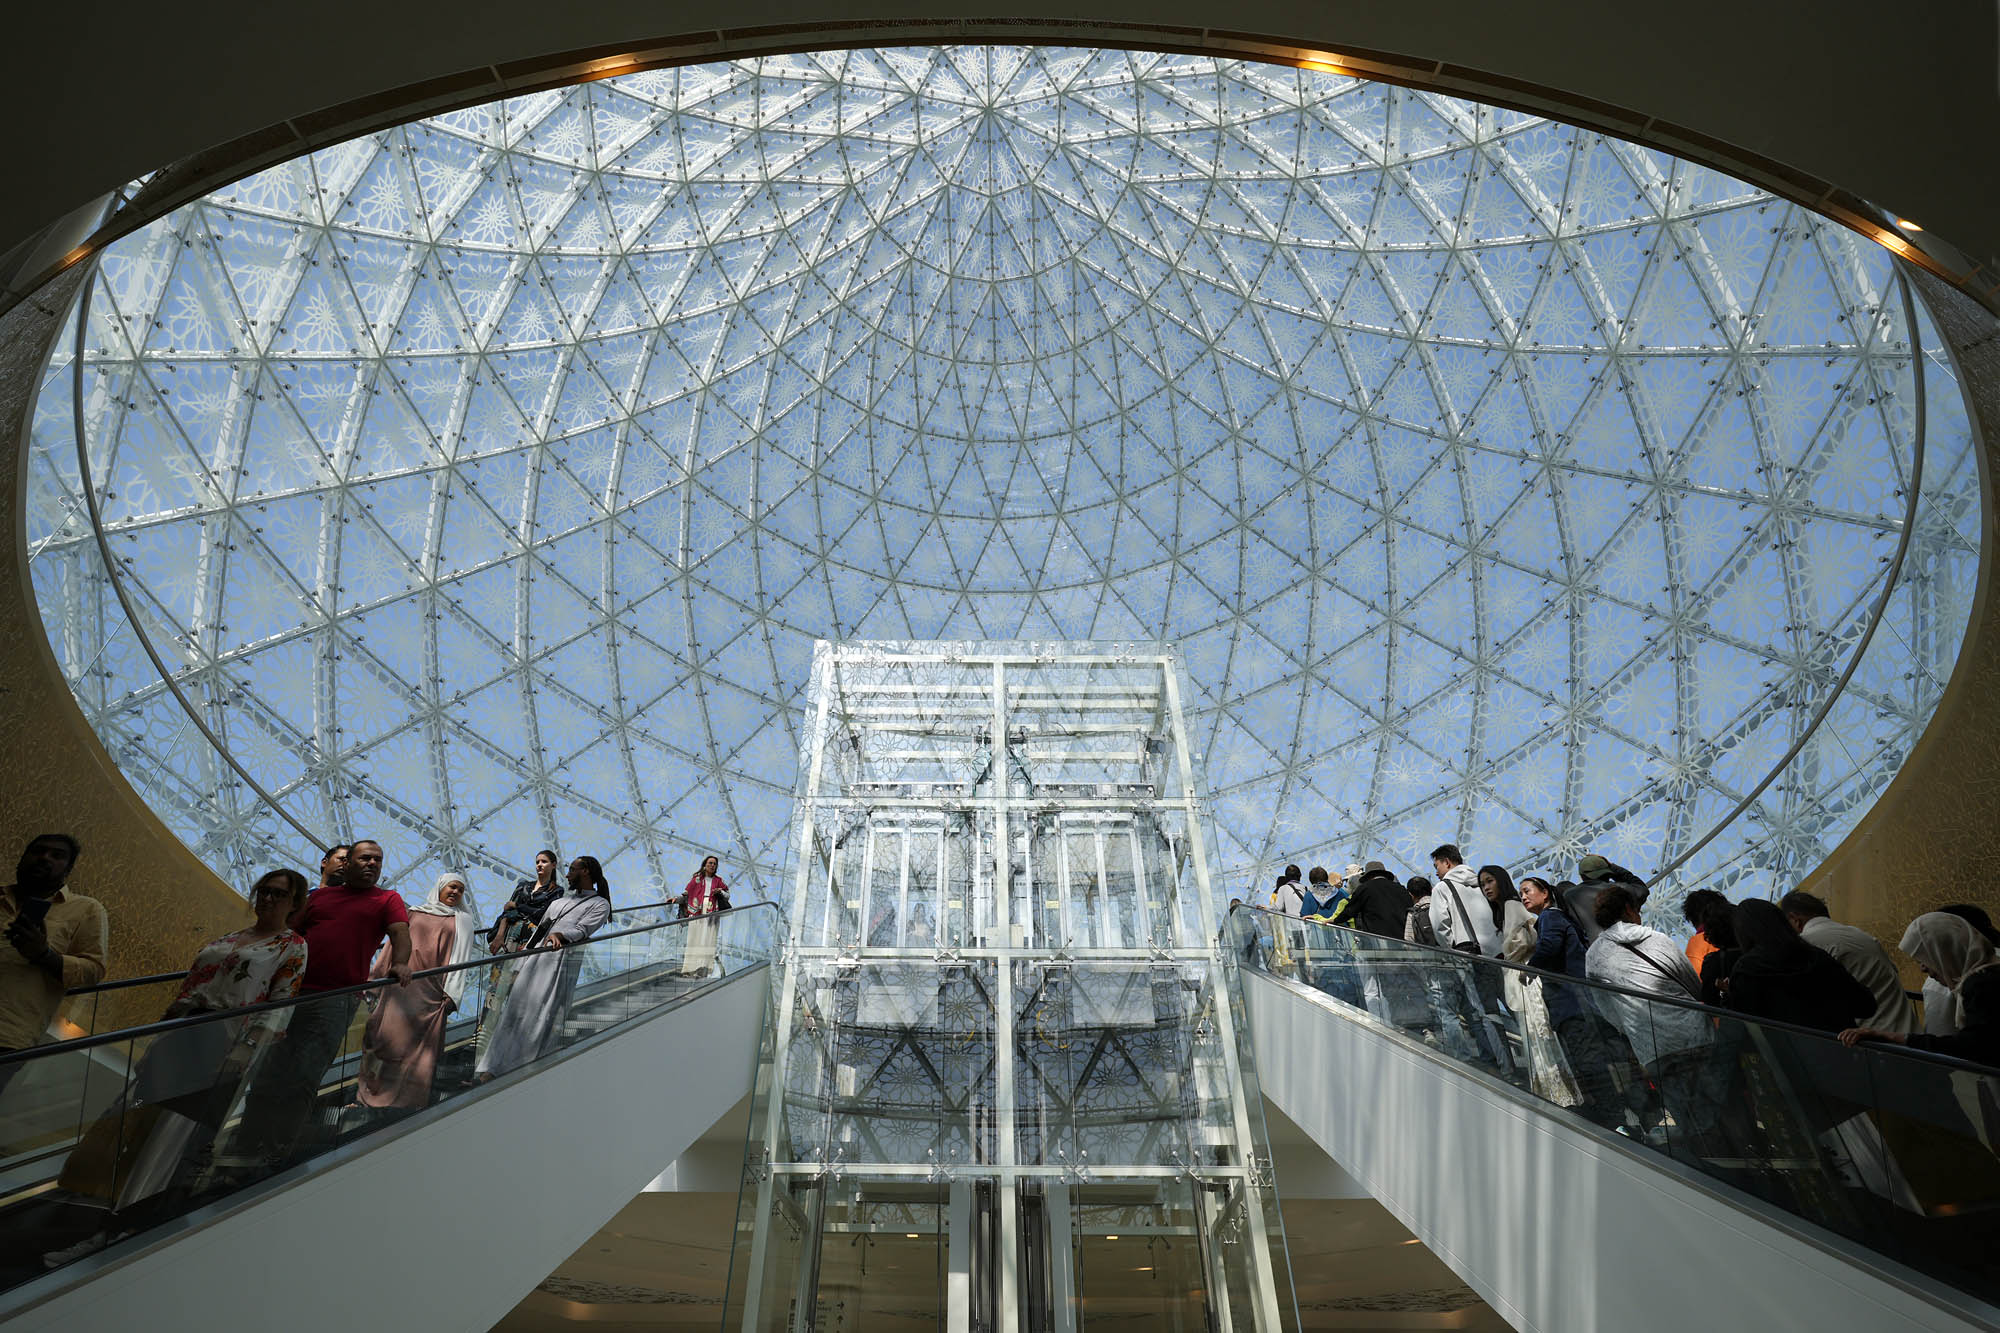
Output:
[
  {"xmin": 725, "ymin": 640, "xmax": 1293, "ymax": 1332},
  {"xmin": 19, "ymin": 46, "xmax": 1982, "ymax": 919}
]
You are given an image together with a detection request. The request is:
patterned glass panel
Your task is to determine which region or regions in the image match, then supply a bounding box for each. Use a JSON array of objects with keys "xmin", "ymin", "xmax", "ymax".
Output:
[{"xmin": 24, "ymin": 47, "xmax": 1979, "ymax": 912}]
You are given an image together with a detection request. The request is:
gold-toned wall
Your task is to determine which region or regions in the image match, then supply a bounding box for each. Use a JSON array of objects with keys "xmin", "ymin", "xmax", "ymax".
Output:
[
  {"xmin": 1801, "ymin": 269, "xmax": 2000, "ymax": 967},
  {"xmin": 0, "ymin": 267, "xmax": 253, "ymax": 1033}
]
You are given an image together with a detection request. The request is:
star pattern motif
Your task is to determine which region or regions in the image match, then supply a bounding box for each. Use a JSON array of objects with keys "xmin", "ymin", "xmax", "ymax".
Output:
[{"xmin": 21, "ymin": 46, "xmax": 1982, "ymax": 913}]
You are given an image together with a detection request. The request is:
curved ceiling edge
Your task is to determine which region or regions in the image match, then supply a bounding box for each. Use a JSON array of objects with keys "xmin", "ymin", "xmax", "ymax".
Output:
[
  {"xmin": 4, "ymin": 21, "xmax": 1989, "ymax": 323},
  {"xmin": 1799, "ymin": 269, "xmax": 1999, "ymax": 955},
  {"xmin": 0, "ymin": 270, "xmax": 256, "ymax": 1000}
]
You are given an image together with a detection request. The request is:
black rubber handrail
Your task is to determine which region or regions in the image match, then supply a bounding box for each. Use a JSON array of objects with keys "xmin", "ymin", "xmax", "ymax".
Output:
[
  {"xmin": 1226, "ymin": 902, "xmax": 1996, "ymax": 1078},
  {"xmin": 63, "ymin": 896, "xmax": 693, "ymax": 997},
  {"xmin": 4, "ymin": 901, "xmax": 779, "ymax": 1067}
]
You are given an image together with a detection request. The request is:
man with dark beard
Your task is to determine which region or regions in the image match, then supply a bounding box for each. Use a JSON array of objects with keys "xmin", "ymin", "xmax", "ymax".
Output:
[{"xmin": 0, "ymin": 834, "xmax": 107, "ymax": 1092}]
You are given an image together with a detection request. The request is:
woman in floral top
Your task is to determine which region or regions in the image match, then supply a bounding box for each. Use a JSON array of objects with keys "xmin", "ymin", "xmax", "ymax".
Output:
[
  {"xmin": 167, "ymin": 895, "xmax": 310, "ymax": 1032},
  {"xmin": 45, "ymin": 868, "xmax": 310, "ymax": 1268}
]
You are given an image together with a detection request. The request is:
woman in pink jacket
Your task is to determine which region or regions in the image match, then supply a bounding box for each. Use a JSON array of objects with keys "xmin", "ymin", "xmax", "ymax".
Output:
[{"xmin": 678, "ymin": 855, "xmax": 731, "ymax": 977}]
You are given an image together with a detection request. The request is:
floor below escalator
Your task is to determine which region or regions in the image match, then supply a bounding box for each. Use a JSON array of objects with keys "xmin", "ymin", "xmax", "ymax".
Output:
[
  {"xmin": 495, "ymin": 1193, "xmax": 1507, "ymax": 1332},
  {"xmin": 492, "ymin": 1095, "xmax": 1509, "ymax": 1332}
]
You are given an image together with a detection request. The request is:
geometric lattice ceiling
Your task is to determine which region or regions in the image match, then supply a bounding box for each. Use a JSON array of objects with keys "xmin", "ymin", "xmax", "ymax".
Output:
[{"xmin": 24, "ymin": 47, "xmax": 1980, "ymax": 912}]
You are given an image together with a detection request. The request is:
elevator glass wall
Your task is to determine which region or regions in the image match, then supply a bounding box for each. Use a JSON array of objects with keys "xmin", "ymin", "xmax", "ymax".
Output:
[{"xmin": 724, "ymin": 643, "xmax": 1295, "ymax": 1332}]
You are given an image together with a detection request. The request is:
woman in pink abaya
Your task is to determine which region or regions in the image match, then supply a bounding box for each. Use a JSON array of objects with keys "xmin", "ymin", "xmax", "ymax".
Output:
[{"xmin": 358, "ymin": 873, "xmax": 478, "ymax": 1108}]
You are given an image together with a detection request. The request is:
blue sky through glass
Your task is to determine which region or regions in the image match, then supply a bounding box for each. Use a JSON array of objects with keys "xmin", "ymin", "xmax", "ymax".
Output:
[{"xmin": 22, "ymin": 46, "xmax": 1980, "ymax": 914}]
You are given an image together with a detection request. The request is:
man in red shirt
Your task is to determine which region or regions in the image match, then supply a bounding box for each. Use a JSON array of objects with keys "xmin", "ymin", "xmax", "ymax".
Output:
[{"xmin": 231, "ymin": 839, "xmax": 410, "ymax": 1171}]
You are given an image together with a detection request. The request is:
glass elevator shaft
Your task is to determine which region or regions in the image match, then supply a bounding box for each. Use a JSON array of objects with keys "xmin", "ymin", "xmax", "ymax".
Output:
[{"xmin": 722, "ymin": 642, "xmax": 1295, "ymax": 1332}]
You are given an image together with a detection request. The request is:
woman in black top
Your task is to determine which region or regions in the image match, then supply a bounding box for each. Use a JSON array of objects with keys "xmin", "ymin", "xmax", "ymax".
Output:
[
  {"xmin": 474, "ymin": 849, "xmax": 566, "ymax": 1068},
  {"xmin": 489, "ymin": 849, "xmax": 563, "ymax": 954},
  {"xmin": 1695, "ymin": 899, "xmax": 1742, "ymax": 1007},
  {"xmin": 1723, "ymin": 899, "xmax": 1875, "ymax": 1033}
]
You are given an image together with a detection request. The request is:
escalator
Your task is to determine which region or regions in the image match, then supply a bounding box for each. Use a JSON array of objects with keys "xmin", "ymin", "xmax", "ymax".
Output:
[
  {"xmin": 0, "ymin": 902, "xmax": 782, "ymax": 1332},
  {"xmin": 1229, "ymin": 906, "xmax": 2000, "ymax": 1333}
]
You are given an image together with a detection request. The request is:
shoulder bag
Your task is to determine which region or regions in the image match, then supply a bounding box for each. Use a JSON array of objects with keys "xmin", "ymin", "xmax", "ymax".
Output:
[
  {"xmin": 1437, "ymin": 881, "xmax": 1483, "ymax": 955},
  {"xmin": 1615, "ymin": 938, "xmax": 1700, "ymax": 1002}
]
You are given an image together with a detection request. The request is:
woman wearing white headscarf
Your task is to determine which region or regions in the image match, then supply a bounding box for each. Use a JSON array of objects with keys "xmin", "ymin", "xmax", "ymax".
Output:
[
  {"xmin": 1901, "ymin": 912, "xmax": 1999, "ymax": 1038},
  {"xmin": 357, "ymin": 873, "xmax": 478, "ymax": 1109}
]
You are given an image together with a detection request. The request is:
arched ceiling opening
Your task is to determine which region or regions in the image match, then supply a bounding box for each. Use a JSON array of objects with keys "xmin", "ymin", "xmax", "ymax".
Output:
[{"xmin": 22, "ymin": 46, "xmax": 1980, "ymax": 909}]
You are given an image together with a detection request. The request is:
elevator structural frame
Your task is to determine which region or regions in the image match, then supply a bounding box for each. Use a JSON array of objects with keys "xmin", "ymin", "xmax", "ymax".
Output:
[{"xmin": 724, "ymin": 641, "xmax": 1297, "ymax": 1333}]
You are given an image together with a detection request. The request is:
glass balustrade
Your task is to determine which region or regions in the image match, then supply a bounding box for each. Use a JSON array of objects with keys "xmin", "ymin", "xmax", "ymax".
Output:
[
  {"xmin": 0, "ymin": 902, "xmax": 780, "ymax": 1293},
  {"xmin": 1229, "ymin": 905, "xmax": 2000, "ymax": 1305}
]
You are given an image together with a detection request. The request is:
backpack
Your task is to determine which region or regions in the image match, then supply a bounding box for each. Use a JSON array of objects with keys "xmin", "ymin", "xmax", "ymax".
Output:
[{"xmin": 1408, "ymin": 900, "xmax": 1439, "ymax": 946}]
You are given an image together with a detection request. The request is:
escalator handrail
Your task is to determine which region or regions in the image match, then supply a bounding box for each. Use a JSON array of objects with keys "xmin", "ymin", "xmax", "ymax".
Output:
[
  {"xmin": 61, "ymin": 897, "xmax": 694, "ymax": 998},
  {"xmin": 1225, "ymin": 902, "xmax": 1998, "ymax": 1079},
  {"xmin": 3, "ymin": 900, "xmax": 781, "ymax": 1068}
]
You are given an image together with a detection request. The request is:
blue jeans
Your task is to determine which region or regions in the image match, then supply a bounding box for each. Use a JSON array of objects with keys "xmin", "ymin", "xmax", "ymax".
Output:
[
  {"xmin": 232, "ymin": 994, "xmax": 359, "ymax": 1164},
  {"xmin": 1424, "ymin": 960, "xmax": 1509, "ymax": 1070}
]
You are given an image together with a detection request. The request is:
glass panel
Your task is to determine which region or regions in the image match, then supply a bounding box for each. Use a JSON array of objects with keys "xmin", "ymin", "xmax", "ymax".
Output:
[
  {"xmin": 941, "ymin": 823, "xmax": 974, "ymax": 952},
  {"xmin": 830, "ymin": 823, "xmax": 866, "ymax": 951},
  {"xmin": 28, "ymin": 51, "xmax": 1977, "ymax": 950},
  {"xmin": 1072, "ymin": 1181, "xmax": 1211, "ymax": 1332},
  {"xmin": 866, "ymin": 827, "xmax": 904, "ymax": 950},
  {"xmin": 812, "ymin": 1185, "xmax": 946, "ymax": 1333},
  {"xmin": 907, "ymin": 827, "xmax": 939, "ymax": 952},
  {"xmin": 1101, "ymin": 825, "xmax": 1141, "ymax": 953}
]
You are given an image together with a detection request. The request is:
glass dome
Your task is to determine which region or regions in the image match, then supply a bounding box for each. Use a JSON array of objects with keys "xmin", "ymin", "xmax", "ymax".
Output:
[{"xmin": 22, "ymin": 46, "xmax": 1981, "ymax": 912}]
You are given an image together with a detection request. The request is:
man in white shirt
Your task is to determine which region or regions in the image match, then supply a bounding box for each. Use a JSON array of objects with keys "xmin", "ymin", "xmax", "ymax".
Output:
[
  {"xmin": 1428, "ymin": 845, "xmax": 1499, "ymax": 956},
  {"xmin": 1270, "ymin": 865, "xmax": 1306, "ymax": 917},
  {"xmin": 1779, "ymin": 890, "xmax": 1916, "ymax": 1035},
  {"xmin": 1421, "ymin": 844, "xmax": 1510, "ymax": 1073}
]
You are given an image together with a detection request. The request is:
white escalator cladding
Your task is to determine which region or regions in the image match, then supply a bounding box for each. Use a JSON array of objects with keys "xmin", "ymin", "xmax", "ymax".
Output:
[
  {"xmin": 1234, "ymin": 908, "xmax": 2000, "ymax": 1333},
  {"xmin": 0, "ymin": 906, "xmax": 780, "ymax": 1333}
]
